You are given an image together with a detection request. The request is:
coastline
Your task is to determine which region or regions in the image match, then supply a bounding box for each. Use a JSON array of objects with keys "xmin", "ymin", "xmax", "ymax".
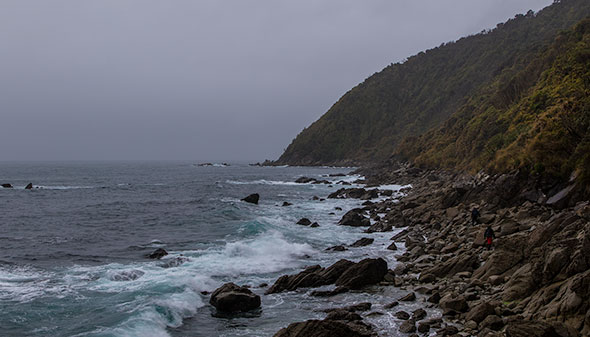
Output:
[{"xmin": 236, "ymin": 163, "xmax": 590, "ymax": 336}]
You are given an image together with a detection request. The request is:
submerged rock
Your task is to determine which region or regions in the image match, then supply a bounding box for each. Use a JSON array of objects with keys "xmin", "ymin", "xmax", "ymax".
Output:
[
  {"xmin": 282, "ymin": 201, "xmax": 292, "ymax": 206},
  {"xmin": 210, "ymin": 282, "xmax": 261, "ymax": 312},
  {"xmin": 1, "ymin": 183, "xmax": 13, "ymax": 188},
  {"xmin": 241, "ymin": 193, "xmax": 260, "ymax": 204},
  {"xmin": 147, "ymin": 248, "xmax": 168, "ymax": 259}
]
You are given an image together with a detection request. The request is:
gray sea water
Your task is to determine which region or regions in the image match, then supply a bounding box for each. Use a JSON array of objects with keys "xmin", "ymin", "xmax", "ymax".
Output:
[{"xmin": 0, "ymin": 162, "xmax": 431, "ymax": 337}]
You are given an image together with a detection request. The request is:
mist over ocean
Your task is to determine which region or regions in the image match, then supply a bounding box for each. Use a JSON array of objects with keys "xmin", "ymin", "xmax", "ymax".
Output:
[{"xmin": 0, "ymin": 162, "xmax": 426, "ymax": 337}]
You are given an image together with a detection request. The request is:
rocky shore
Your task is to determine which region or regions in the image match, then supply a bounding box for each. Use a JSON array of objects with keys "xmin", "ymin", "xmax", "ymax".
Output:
[{"xmin": 214, "ymin": 164, "xmax": 589, "ymax": 336}]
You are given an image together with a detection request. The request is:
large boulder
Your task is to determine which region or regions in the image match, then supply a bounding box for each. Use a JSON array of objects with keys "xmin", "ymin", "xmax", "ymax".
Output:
[
  {"xmin": 335, "ymin": 258, "xmax": 388, "ymax": 289},
  {"xmin": 241, "ymin": 193, "xmax": 260, "ymax": 204},
  {"xmin": 210, "ymin": 283, "xmax": 261, "ymax": 312},
  {"xmin": 339, "ymin": 209, "xmax": 371, "ymax": 227},
  {"xmin": 466, "ymin": 302, "xmax": 496, "ymax": 323},
  {"xmin": 273, "ymin": 319, "xmax": 374, "ymax": 337},
  {"xmin": 439, "ymin": 294, "xmax": 469, "ymax": 313}
]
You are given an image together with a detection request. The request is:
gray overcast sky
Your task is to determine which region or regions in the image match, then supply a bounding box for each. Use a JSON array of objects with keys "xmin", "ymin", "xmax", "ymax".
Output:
[{"xmin": 1, "ymin": 0, "xmax": 552, "ymax": 162}]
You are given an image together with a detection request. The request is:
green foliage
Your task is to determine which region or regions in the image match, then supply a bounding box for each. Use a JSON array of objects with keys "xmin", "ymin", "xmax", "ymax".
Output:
[
  {"xmin": 402, "ymin": 17, "xmax": 590, "ymax": 185},
  {"xmin": 277, "ymin": 0, "xmax": 590, "ymax": 166}
]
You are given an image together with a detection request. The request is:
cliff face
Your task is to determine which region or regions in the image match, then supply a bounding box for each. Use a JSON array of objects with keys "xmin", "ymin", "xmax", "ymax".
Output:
[{"xmin": 276, "ymin": 0, "xmax": 590, "ymax": 167}]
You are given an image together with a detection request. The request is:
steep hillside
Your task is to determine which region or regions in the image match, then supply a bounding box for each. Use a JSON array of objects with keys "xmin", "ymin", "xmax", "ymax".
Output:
[
  {"xmin": 276, "ymin": 0, "xmax": 590, "ymax": 166},
  {"xmin": 398, "ymin": 17, "xmax": 590, "ymax": 187}
]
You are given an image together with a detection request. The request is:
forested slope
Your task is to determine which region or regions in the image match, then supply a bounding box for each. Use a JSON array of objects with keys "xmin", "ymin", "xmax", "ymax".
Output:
[
  {"xmin": 276, "ymin": 0, "xmax": 590, "ymax": 166},
  {"xmin": 397, "ymin": 17, "xmax": 590, "ymax": 185}
]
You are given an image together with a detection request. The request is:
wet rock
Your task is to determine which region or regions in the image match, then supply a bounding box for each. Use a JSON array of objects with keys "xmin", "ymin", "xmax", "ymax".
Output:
[
  {"xmin": 147, "ymin": 248, "xmax": 168, "ymax": 259},
  {"xmin": 384, "ymin": 301, "xmax": 399, "ymax": 309},
  {"xmin": 295, "ymin": 177, "xmax": 315, "ymax": 184},
  {"xmin": 324, "ymin": 302, "xmax": 372, "ymax": 313},
  {"xmin": 387, "ymin": 242, "xmax": 398, "ymax": 251},
  {"xmin": 325, "ymin": 309, "xmax": 362, "ymax": 321},
  {"xmin": 417, "ymin": 322, "xmax": 430, "ymax": 333},
  {"xmin": 241, "ymin": 193, "xmax": 260, "ymax": 204},
  {"xmin": 1, "ymin": 183, "xmax": 13, "ymax": 188},
  {"xmin": 436, "ymin": 325, "xmax": 459, "ymax": 336},
  {"xmin": 419, "ymin": 273, "xmax": 436, "ymax": 283},
  {"xmin": 159, "ymin": 256, "xmax": 190, "ymax": 268},
  {"xmin": 399, "ymin": 292, "xmax": 416, "ymax": 302},
  {"xmin": 328, "ymin": 188, "xmax": 367, "ymax": 199},
  {"xmin": 427, "ymin": 292, "xmax": 441, "ymax": 304},
  {"xmin": 395, "ymin": 311, "xmax": 410, "ymax": 320},
  {"xmin": 210, "ymin": 282, "xmax": 261, "ymax": 312},
  {"xmin": 273, "ymin": 319, "xmax": 375, "ymax": 337},
  {"xmin": 339, "ymin": 209, "xmax": 371, "ymax": 227},
  {"xmin": 310, "ymin": 286, "xmax": 349, "ymax": 297},
  {"xmin": 412, "ymin": 308, "xmax": 427, "ymax": 320},
  {"xmin": 335, "ymin": 207, "xmax": 343, "ymax": 211},
  {"xmin": 297, "ymin": 218, "xmax": 312, "ymax": 226},
  {"xmin": 24, "ymin": 183, "xmax": 33, "ymax": 190},
  {"xmin": 282, "ymin": 202, "xmax": 292, "ymax": 206},
  {"xmin": 365, "ymin": 222, "xmax": 392, "ymax": 233},
  {"xmin": 310, "ymin": 222, "xmax": 320, "ymax": 228},
  {"xmin": 326, "ymin": 245, "xmax": 347, "ymax": 252},
  {"xmin": 334, "ymin": 258, "xmax": 388, "ymax": 289},
  {"xmin": 360, "ymin": 189, "xmax": 379, "ymax": 200},
  {"xmin": 399, "ymin": 320, "xmax": 416, "ymax": 333},
  {"xmin": 350, "ymin": 238, "xmax": 374, "ymax": 247}
]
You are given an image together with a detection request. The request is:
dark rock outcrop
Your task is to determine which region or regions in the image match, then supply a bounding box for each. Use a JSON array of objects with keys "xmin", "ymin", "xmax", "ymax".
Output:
[
  {"xmin": 350, "ymin": 238, "xmax": 374, "ymax": 247},
  {"xmin": 297, "ymin": 218, "xmax": 312, "ymax": 226},
  {"xmin": 339, "ymin": 209, "xmax": 371, "ymax": 227},
  {"xmin": 241, "ymin": 193, "xmax": 260, "ymax": 204},
  {"xmin": 210, "ymin": 283, "xmax": 261, "ymax": 312},
  {"xmin": 24, "ymin": 183, "xmax": 33, "ymax": 190},
  {"xmin": 147, "ymin": 248, "xmax": 168, "ymax": 259},
  {"xmin": 1, "ymin": 183, "xmax": 13, "ymax": 188}
]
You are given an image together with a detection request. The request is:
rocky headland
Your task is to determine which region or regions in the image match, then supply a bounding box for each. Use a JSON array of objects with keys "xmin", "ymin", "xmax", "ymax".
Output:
[{"xmin": 230, "ymin": 163, "xmax": 590, "ymax": 336}]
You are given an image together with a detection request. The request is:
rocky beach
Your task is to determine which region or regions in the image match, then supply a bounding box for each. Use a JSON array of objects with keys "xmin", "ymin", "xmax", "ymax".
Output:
[{"xmin": 211, "ymin": 163, "xmax": 590, "ymax": 337}]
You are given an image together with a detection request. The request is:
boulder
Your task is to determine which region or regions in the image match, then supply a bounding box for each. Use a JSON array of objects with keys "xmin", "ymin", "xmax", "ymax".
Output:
[
  {"xmin": 387, "ymin": 242, "xmax": 398, "ymax": 251},
  {"xmin": 241, "ymin": 193, "xmax": 260, "ymax": 204},
  {"xmin": 439, "ymin": 294, "xmax": 468, "ymax": 313},
  {"xmin": 209, "ymin": 282, "xmax": 261, "ymax": 312},
  {"xmin": 24, "ymin": 183, "xmax": 33, "ymax": 190},
  {"xmin": 310, "ymin": 222, "xmax": 320, "ymax": 228},
  {"xmin": 395, "ymin": 311, "xmax": 410, "ymax": 320},
  {"xmin": 399, "ymin": 292, "xmax": 416, "ymax": 301},
  {"xmin": 325, "ymin": 310, "xmax": 362, "ymax": 321},
  {"xmin": 147, "ymin": 248, "xmax": 168, "ymax": 259},
  {"xmin": 282, "ymin": 202, "xmax": 292, "ymax": 206},
  {"xmin": 1, "ymin": 183, "xmax": 13, "ymax": 188},
  {"xmin": 465, "ymin": 302, "xmax": 496, "ymax": 324},
  {"xmin": 350, "ymin": 238, "xmax": 374, "ymax": 247},
  {"xmin": 399, "ymin": 320, "xmax": 416, "ymax": 333},
  {"xmin": 295, "ymin": 177, "xmax": 315, "ymax": 184},
  {"xmin": 273, "ymin": 319, "xmax": 374, "ymax": 337},
  {"xmin": 334, "ymin": 258, "xmax": 388, "ymax": 289},
  {"xmin": 297, "ymin": 218, "xmax": 312, "ymax": 226},
  {"xmin": 412, "ymin": 308, "xmax": 427, "ymax": 320},
  {"xmin": 417, "ymin": 322, "xmax": 430, "ymax": 333},
  {"xmin": 339, "ymin": 209, "xmax": 371, "ymax": 227},
  {"xmin": 479, "ymin": 315, "xmax": 503, "ymax": 331}
]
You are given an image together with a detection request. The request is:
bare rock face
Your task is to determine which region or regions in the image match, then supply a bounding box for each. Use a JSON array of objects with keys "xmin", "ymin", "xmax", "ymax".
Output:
[
  {"xmin": 209, "ymin": 283, "xmax": 261, "ymax": 312},
  {"xmin": 241, "ymin": 193, "xmax": 260, "ymax": 204}
]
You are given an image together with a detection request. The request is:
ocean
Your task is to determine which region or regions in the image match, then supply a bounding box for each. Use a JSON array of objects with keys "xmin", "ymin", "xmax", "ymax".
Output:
[{"xmin": 0, "ymin": 162, "xmax": 427, "ymax": 337}]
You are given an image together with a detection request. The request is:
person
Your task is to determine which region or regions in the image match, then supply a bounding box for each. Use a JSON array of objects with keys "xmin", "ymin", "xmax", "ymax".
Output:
[
  {"xmin": 484, "ymin": 226, "xmax": 495, "ymax": 250},
  {"xmin": 471, "ymin": 208, "xmax": 480, "ymax": 226}
]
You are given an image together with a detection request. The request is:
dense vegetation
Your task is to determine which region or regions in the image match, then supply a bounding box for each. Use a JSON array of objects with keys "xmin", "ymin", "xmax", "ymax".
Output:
[
  {"xmin": 276, "ymin": 0, "xmax": 590, "ymax": 166},
  {"xmin": 398, "ymin": 17, "xmax": 590, "ymax": 184}
]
